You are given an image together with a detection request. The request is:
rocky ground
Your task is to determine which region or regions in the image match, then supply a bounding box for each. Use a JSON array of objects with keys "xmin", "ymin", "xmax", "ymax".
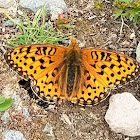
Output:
[{"xmin": 0, "ymin": 0, "xmax": 140, "ymax": 140}]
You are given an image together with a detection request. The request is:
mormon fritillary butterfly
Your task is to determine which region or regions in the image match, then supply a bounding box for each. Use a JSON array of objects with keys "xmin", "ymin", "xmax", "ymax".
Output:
[{"xmin": 4, "ymin": 38, "xmax": 140, "ymax": 106}]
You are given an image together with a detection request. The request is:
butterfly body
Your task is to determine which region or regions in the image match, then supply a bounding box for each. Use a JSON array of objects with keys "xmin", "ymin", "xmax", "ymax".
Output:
[{"xmin": 4, "ymin": 38, "xmax": 140, "ymax": 106}]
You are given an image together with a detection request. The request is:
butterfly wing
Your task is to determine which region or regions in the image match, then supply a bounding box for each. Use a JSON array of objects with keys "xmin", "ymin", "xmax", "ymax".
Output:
[
  {"xmin": 72, "ymin": 48, "xmax": 140, "ymax": 106},
  {"xmin": 4, "ymin": 40, "xmax": 140, "ymax": 106},
  {"xmin": 4, "ymin": 44, "xmax": 67, "ymax": 102}
]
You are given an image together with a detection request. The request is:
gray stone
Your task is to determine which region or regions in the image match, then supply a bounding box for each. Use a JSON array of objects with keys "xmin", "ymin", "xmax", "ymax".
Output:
[
  {"xmin": 3, "ymin": 129, "xmax": 26, "ymax": 140},
  {"xmin": 105, "ymin": 92, "xmax": 140, "ymax": 137},
  {"xmin": 19, "ymin": 0, "xmax": 67, "ymax": 20},
  {"xmin": 43, "ymin": 123, "xmax": 54, "ymax": 137},
  {"xmin": 4, "ymin": 19, "xmax": 20, "ymax": 27},
  {"xmin": 22, "ymin": 107, "xmax": 30, "ymax": 119},
  {"xmin": 1, "ymin": 111, "xmax": 11, "ymax": 124}
]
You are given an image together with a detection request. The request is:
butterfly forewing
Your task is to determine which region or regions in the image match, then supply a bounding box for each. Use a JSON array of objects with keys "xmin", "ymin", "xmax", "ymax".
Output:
[{"xmin": 4, "ymin": 44, "xmax": 67, "ymax": 102}]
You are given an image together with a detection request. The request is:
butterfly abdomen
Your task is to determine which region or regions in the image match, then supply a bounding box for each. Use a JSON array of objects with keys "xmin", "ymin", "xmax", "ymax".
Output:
[{"xmin": 65, "ymin": 49, "xmax": 81, "ymax": 98}]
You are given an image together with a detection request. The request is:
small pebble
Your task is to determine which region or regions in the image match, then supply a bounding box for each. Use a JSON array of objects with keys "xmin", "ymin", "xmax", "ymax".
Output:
[
  {"xmin": 4, "ymin": 18, "xmax": 20, "ymax": 27},
  {"xmin": 43, "ymin": 123, "xmax": 53, "ymax": 136},
  {"xmin": 22, "ymin": 107, "xmax": 30, "ymax": 119},
  {"xmin": 3, "ymin": 129, "xmax": 26, "ymax": 140},
  {"xmin": 130, "ymin": 32, "xmax": 135, "ymax": 39},
  {"xmin": 1, "ymin": 111, "xmax": 11, "ymax": 124}
]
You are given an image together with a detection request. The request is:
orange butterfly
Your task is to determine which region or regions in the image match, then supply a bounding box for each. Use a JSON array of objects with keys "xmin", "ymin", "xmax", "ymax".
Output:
[{"xmin": 4, "ymin": 38, "xmax": 140, "ymax": 106}]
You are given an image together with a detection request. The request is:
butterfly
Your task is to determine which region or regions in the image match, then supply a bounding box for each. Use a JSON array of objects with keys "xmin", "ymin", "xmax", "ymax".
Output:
[{"xmin": 4, "ymin": 38, "xmax": 140, "ymax": 106}]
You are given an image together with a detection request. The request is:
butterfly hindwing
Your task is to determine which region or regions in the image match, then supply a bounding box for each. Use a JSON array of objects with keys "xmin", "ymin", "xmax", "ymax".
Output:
[{"xmin": 72, "ymin": 67, "xmax": 110, "ymax": 106}]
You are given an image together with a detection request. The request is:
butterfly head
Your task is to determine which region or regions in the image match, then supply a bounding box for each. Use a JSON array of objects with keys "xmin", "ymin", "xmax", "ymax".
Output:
[
  {"xmin": 65, "ymin": 38, "xmax": 81, "ymax": 64},
  {"xmin": 68, "ymin": 38, "xmax": 79, "ymax": 50}
]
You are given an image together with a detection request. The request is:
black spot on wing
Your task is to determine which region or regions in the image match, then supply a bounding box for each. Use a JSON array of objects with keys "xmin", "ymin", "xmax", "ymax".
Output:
[
  {"xmin": 107, "ymin": 53, "xmax": 111, "ymax": 57},
  {"xmin": 87, "ymin": 84, "xmax": 92, "ymax": 88},
  {"xmin": 117, "ymin": 54, "xmax": 121, "ymax": 62},
  {"xmin": 40, "ymin": 65, "xmax": 46, "ymax": 69},
  {"xmin": 30, "ymin": 65, "xmax": 33, "ymax": 69},
  {"xmin": 101, "ymin": 52, "xmax": 105, "ymax": 60},
  {"xmin": 87, "ymin": 75, "xmax": 91, "ymax": 80},
  {"xmin": 24, "ymin": 55, "xmax": 28, "ymax": 59},
  {"xmin": 49, "ymin": 60, "xmax": 55, "ymax": 64},
  {"xmin": 110, "ymin": 64, "xmax": 115, "ymax": 69},
  {"xmin": 48, "ymin": 47, "xmax": 56, "ymax": 55},
  {"xmin": 43, "ymin": 47, "xmax": 47, "ymax": 55},
  {"xmin": 91, "ymin": 51, "xmax": 94, "ymax": 59},
  {"xmin": 27, "ymin": 46, "xmax": 31, "ymax": 54},
  {"xmin": 35, "ymin": 47, "xmax": 41, "ymax": 54},
  {"xmin": 130, "ymin": 62, "xmax": 133, "ymax": 66},
  {"xmin": 34, "ymin": 70, "xmax": 37, "ymax": 74},
  {"xmin": 117, "ymin": 71, "xmax": 121, "ymax": 75},
  {"xmin": 84, "ymin": 70, "xmax": 89, "ymax": 75},
  {"xmin": 31, "ymin": 57, "xmax": 35, "ymax": 61},
  {"xmin": 49, "ymin": 81, "xmax": 54, "ymax": 84},
  {"xmin": 127, "ymin": 67, "xmax": 130, "ymax": 70},
  {"xmin": 98, "ymin": 71, "xmax": 104, "ymax": 75},
  {"xmin": 52, "ymin": 72, "xmax": 55, "ymax": 77},
  {"xmin": 111, "ymin": 73, "xmax": 114, "ymax": 77},
  {"xmin": 90, "ymin": 64, "xmax": 96, "ymax": 68},
  {"xmin": 106, "ymin": 77, "xmax": 109, "ymax": 81},
  {"xmin": 20, "ymin": 48, "xmax": 23, "ymax": 53},
  {"xmin": 39, "ymin": 59, "xmax": 45, "ymax": 63},
  {"xmin": 46, "ymin": 74, "xmax": 49, "ymax": 78},
  {"xmin": 88, "ymin": 92, "xmax": 91, "ymax": 96},
  {"xmin": 101, "ymin": 65, "xmax": 106, "ymax": 69},
  {"xmin": 53, "ymin": 48, "xmax": 57, "ymax": 55},
  {"xmin": 14, "ymin": 52, "xmax": 17, "ymax": 55},
  {"xmin": 118, "ymin": 64, "xmax": 122, "ymax": 68},
  {"xmin": 24, "ymin": 62, "xmax": 27, "ymax": 66},
  {"xmin": 48, "ymin": 89, "xmax": 51, "ymax": 92},
  {"xmin": 95, "ymin": 51, "xmax": 98, "ymax": 59},
  {"xmin": 82, "ymin": 91, "xmax": 84, "ymax": 94}
]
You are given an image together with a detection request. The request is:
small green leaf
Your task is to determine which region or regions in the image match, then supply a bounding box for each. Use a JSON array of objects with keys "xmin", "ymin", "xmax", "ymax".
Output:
[
  {"xmin": 94, "ymin": 0, "xmax": 104, "ymax": 10},
  {"xmin": 0, "ymin": 97, "xmax": 5, "ymax": 104},
  {"xmin": 113, "ymin": 8, "xmax": 123, "ymax": 19},
  {"xmin": 0, "ymin": 98, "xmax": 13, "ymax": 111}
]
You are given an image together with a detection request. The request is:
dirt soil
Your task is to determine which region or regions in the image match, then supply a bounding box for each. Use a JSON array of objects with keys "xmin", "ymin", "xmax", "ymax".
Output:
[{"xmin": 0, "ymin": 0, "xmax": 140, "ymax": 140}]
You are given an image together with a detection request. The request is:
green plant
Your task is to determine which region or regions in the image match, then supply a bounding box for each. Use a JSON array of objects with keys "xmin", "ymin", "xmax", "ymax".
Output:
[
  {"xmin": 0, "ymin": 6, "xmax": 71, "ymax": 47},
  {"xmin": 0, "ymin": 96, "xmax": 13, "ymax": 111},
  {"xmin": 113, "ymin": 0, "xmax": 140, "ymax": 24},
  {"xmin": 53, "ymin": 14, "xmax": 74, "ymax": 29},
  {"xmin": 93, "ymin": 0, "xmax": 104, "ymax": 10}
]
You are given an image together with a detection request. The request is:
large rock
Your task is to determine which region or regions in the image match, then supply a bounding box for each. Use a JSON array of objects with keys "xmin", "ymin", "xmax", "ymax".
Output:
[
  {"xmin": 0, "ymin": 0, "xmax": 17, "ymax": 16},
  {"xmin": 0, "ymin": 0, "xmax": 15, "ymax": 8},
  {"xmin": 105, "ymin": 92, "xmax": 140, "ymax": 137},
  {"xmin": 19, "ymin": 0, "xmax": 67, "ymax": 20}
]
